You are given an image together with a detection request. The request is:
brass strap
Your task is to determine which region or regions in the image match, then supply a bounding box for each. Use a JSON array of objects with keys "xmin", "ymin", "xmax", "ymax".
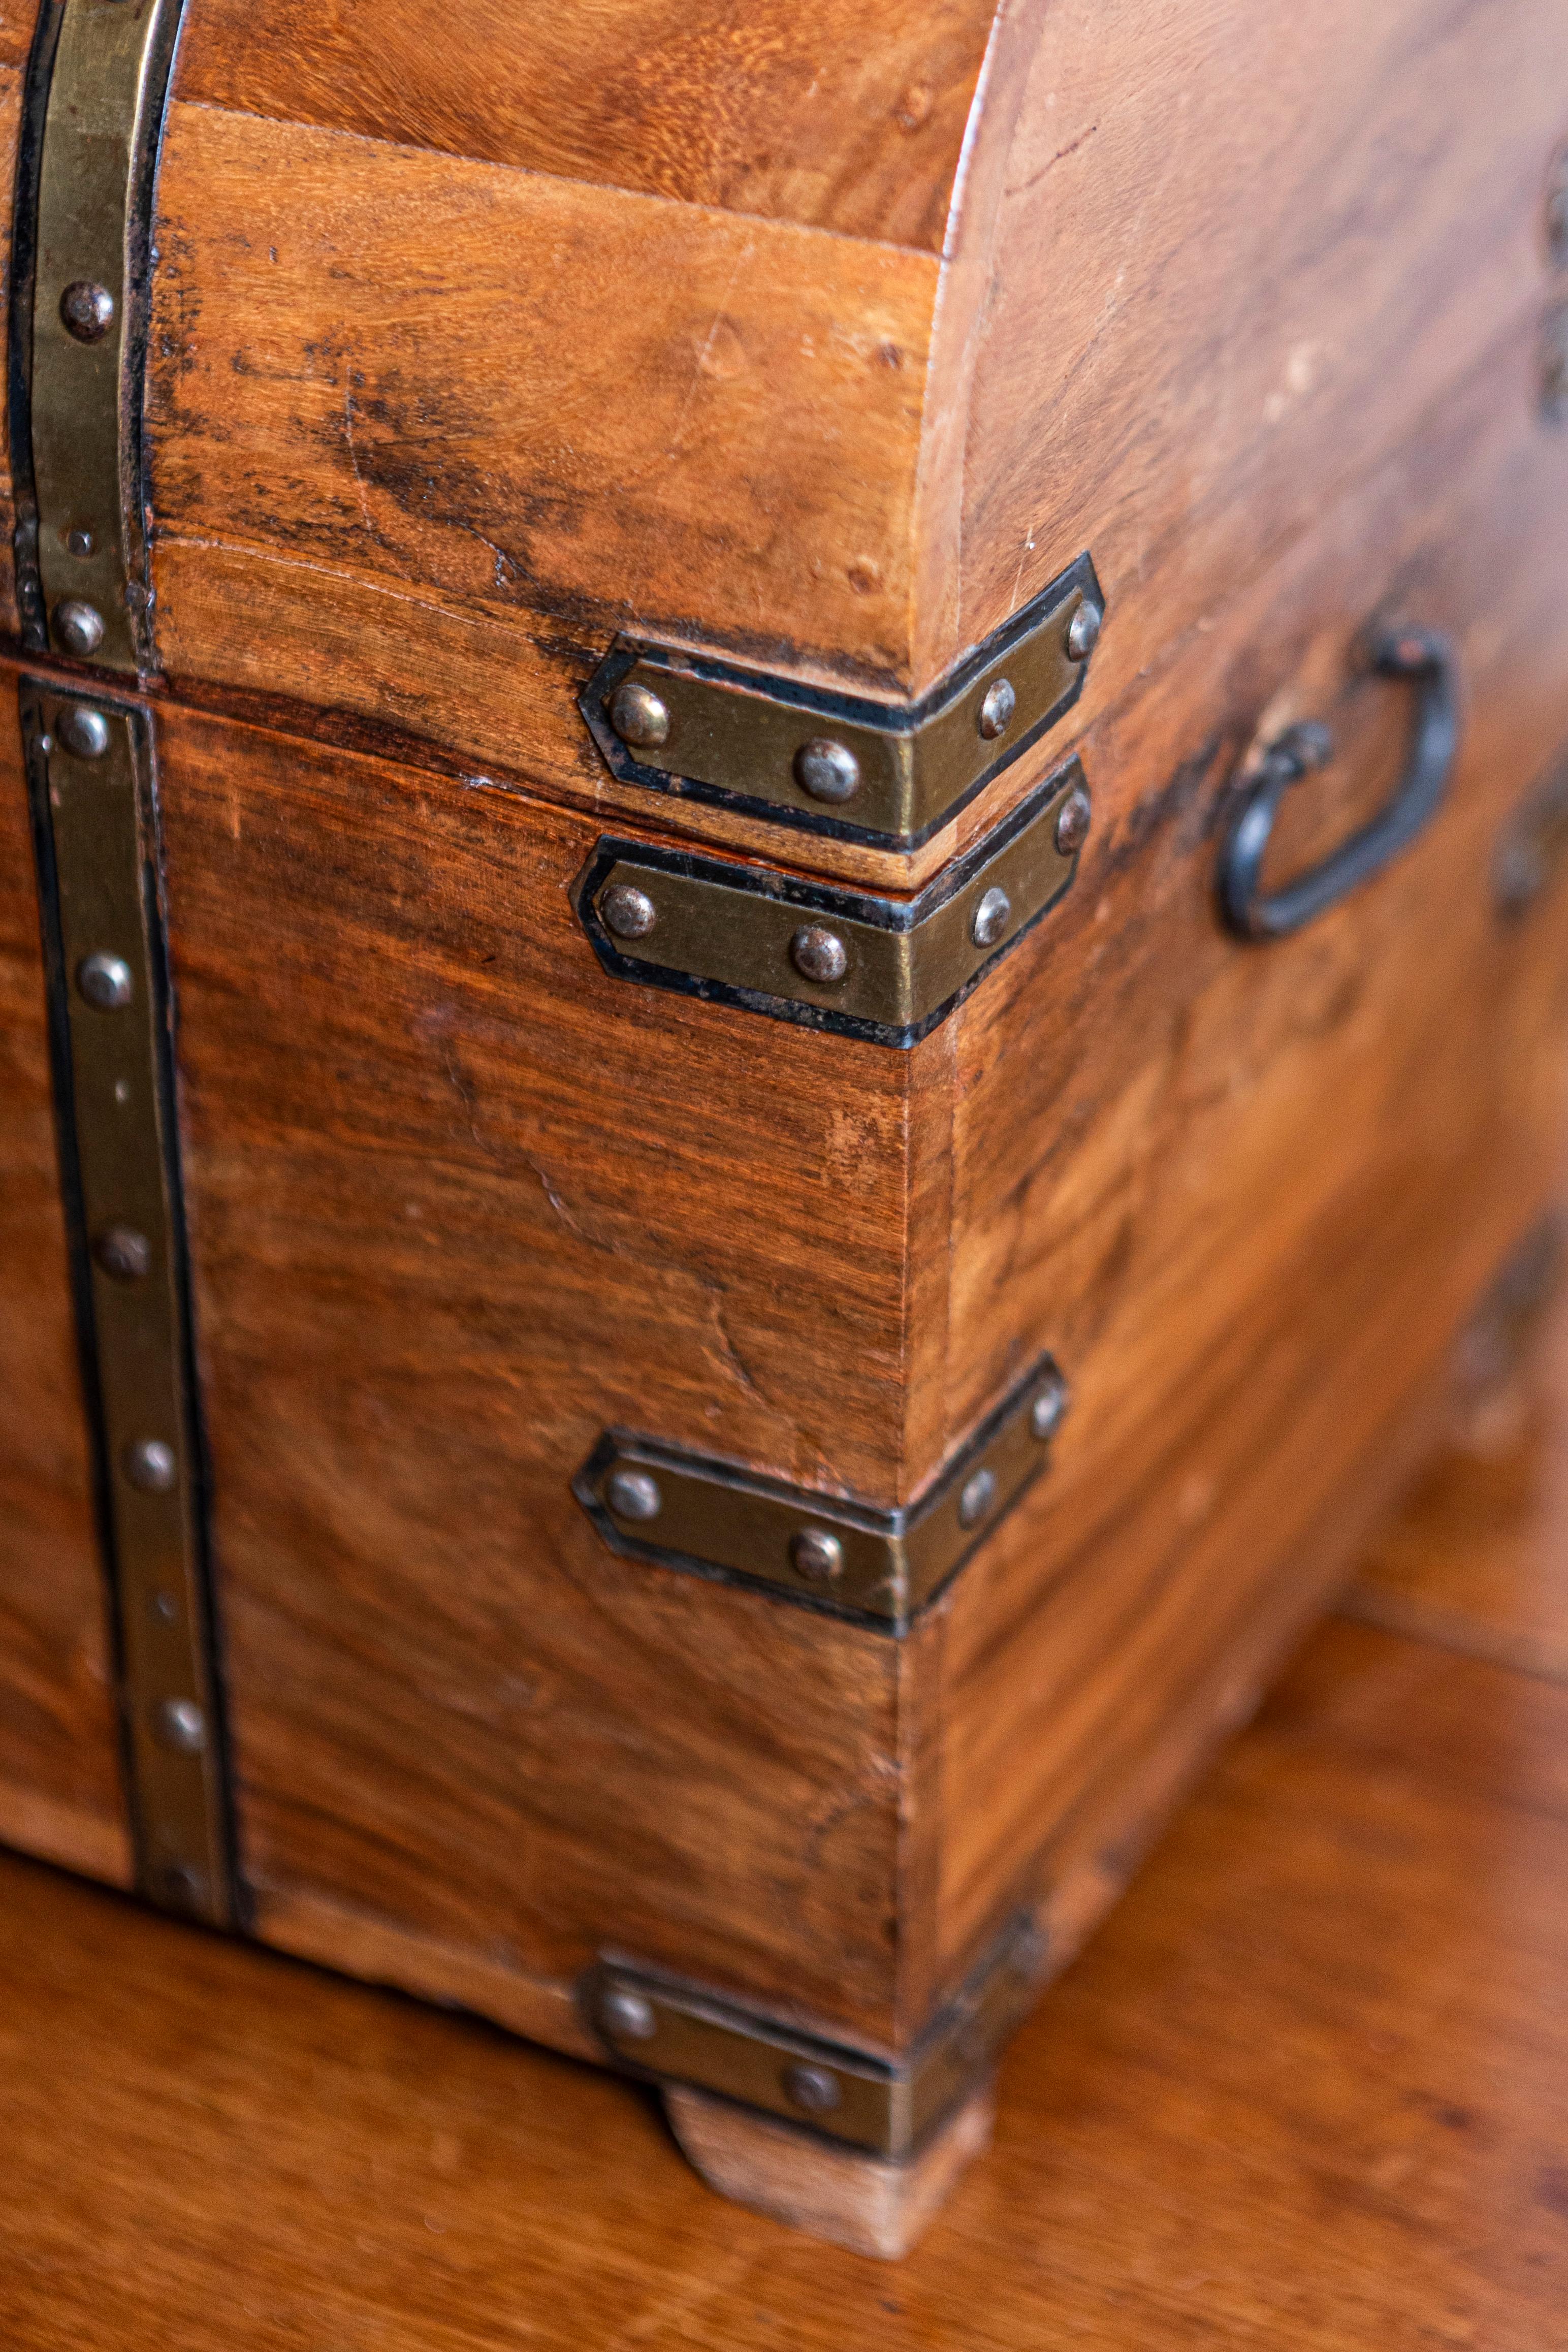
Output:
[
  {"xmin": 589, "ymin": 1915, "xmax": 1046, "ymax": 2159},
  {"xmin": 16, "ymin": 0, "xmax": 188, "ymax": 673},
  {"xmin": 582, "ymin": 553, "xmax": 1104, "ymax": 849},
  {"xmin": 576, "ymin": 1354, "xmax": 1070, "ymax": 1631},
  {"xmin": 576, "ymin": 757, "xmax": 1090, "ymax": 1048},
  {"xmin": 22, "ymin": 679, "xmax": 235, "ymax": 1925}
]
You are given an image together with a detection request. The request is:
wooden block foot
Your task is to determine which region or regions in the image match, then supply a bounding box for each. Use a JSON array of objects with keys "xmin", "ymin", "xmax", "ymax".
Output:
[{"xmin": 662, "ymin": 2079, "xmax": 995, "ymax": 2259}]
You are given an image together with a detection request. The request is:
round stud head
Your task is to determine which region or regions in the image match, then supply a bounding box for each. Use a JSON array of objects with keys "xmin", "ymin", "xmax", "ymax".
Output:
[
  {"xmin": 59, "ymin": 706, "xmax": 111, "ymax": 760},
  {"xmin": 957, "ymin": 1465, "xmax": 998, "ymax": 1531},
  {"xmin": 600, "ymin": 1986, "xmax": 658, "ymax": 2042},
  {"xmin": 608, "ymin": 678, "xmax": 670, "ymax": 751},
  {"xmin": 792, "ymin": 738, "xmax": 861, "ymax": 805},
  {"xmin": 1054, "ymin": 785, "xmax": 1093, "ymax": 856},
  {"xmin": 53, "ymin": 598, "xmax": 106, "ymax": 658},
  {"xmin": 789, "ymin": 1527, "xmax": 845, "ymax": 1583},
  {"xmin": 976, "ymin": 677, "xmax": 1016, "ymax": 741},
  {"xmin": 124, "ymin": 1437, "xmax": 178, "ymax": 1493},
  {"xmin": 790, "ymin": 924, "xmax": 849, "ymax": 987},
  {"xmin": 76, "ymin": 951, "xmax": 133, "ymax": 1010},
  {"xmin": 599, "ymin": 881, "xmax": 658, "ymax": 941},
  {"xmin": 606, "ymin": 1466, "xmax": 662, "ymax": 1522},
  {"xmin": 93, "ymin": 1224, "xmax": 151, "ymax": 1282},
  {"xmin": 970, "ymin": 885, "xmax": 1012, "ymax": 949},
  {"xmin": 1030, "ymin": 1371, "xmax": 1070, "ymax": 1442},
  {"xmin": 68, "ymin": 527, "xmax": 95, "ymax": 559},
  {"xmin": 782, "ymin": 2062, "xmax": 842, "ymax": 2116},
  {"xmin": 59, "ymin": 279, "xmax": 116, "ymax": 343},
  {"xmin": 1066, "ymin": 600, "xmax": 1103, "ymax": 661},
  {"xmin": 155, "ymin": 1697, "xmax": 206, "ymax": 1755}
]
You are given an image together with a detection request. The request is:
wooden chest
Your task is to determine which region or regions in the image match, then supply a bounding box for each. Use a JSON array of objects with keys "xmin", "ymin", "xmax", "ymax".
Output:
[{"xmin": 3, "ymin": 0, "xmax": 1568, "ymax": 2255}]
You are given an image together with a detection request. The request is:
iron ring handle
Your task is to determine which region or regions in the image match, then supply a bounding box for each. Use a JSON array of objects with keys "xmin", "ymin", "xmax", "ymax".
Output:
[{"xmin": 1217, "ymin": 626, "xmax": 1459, "ymax": 942}]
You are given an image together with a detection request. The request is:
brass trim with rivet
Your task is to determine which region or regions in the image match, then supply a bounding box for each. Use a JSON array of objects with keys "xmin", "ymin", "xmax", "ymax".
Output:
[
  {"xmin": 21, "ymin": 677, "xmax": 236, "ymax": 1926},
  {"xmin": 581, "ymin": 553, "xmax": 1105, "ymax": 849},
  {"xmin": 586, "ymin": 1914, "xmax": 1046, "ymax": 2158},
  {"xmin": 14, "ymin": 0, "xmax": 188, "ymax": 672},
  {"xmin": 574, "ymin": 1354, "xmax": 1070, "ymax": 1632},
  {"xmin": 575, "ymin": 757, "xmax": 1090, "ymax": 1049}
]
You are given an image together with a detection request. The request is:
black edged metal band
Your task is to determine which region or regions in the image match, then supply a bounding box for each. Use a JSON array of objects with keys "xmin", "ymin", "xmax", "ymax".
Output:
[
  {"xmin": 581, "ymin": 553, "xmax": 1104, "ymax": 849},
  {"xmin": 587, "ymin": 1913, "xmax": 1045, "ymax": 2159},
  {"xmin": 574, "ymin": 757, "xmax": 1090, "ymax": 1050},
  {"xmin": 13, "ymin": 0, "xmax": 189, "ymax": 674},
  {"xmin": 574, "ymin": 1354, "xmax": 1069, "ymax": 1634},
  {"xmin": 22, "ymin": 677, "xmax": 237, "ymax": 1925}
]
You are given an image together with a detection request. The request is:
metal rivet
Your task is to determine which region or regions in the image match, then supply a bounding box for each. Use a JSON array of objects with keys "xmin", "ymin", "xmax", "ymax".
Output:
[
  {"xmin": 149, "ymin": 1591, "xmax": 179, "ymax": 1626},
  {"xmin": 793, "ymin": 739, "xmax": 861, "ymax": 805},
  {"xmin": 600, "ymin": 1986, "xmax": 658, "ymax": 2042},
  {"xmin": 606, "ymin": 1466, "xmax": 662, "ymax": 1522},
  {"xmin": 789, "ymin": 1527, "xmax": 845, "ymax": 1583},
  {"xmin": 1066, "ymin": 600, "xmax": 1103, "ymax": 661},
  {"xmin": 124, "ymin": 1437, "xmax": 178, "ymax": 1493},
  {"xmin": 977, "ymin": 678, "xmax": 1016, "ymax": 740},
  {"xmin": 68, "ymin": 527, "xmax": 94, "ymax": 559},
  {"xmin": 93, "ymin": 1224, "xmax": 151, "ymax": 1281},
  {"xmin": 155, "ymin": 1697, "xmax": 206, "ymax": 1754},
  {"xmin": 957, "ymin": 1466, "xmax": 998, "ymax": 1530},
  {"xmin": 609, "ymin": 679, "xmax": 670, "ymax": 750},
  {"xmin": 53, "ymin": 598, "xmax": 106, "ymax": 657},
  {"xmin": 599, "ymin": 882, "xmax": 658, "ymax": 941},
  {"xmin": 782, "ymin": 2063, "xmax": 842, "ymax": 2115},
  {"xmin": 76, "ymin": 951, "xmax": 133, "ymax": 1010},
  {"xmin": 59, "ymin": 279, "xmax": 116, "ymax": 343},
  {"xmin": 59, "ymin": 706, "xmax": 110, "ymax": 759},
  {"xmin": 970, "ymin": 885, "xmax": 1012, "ymax": 949},
  {"xmin": 1030, "ymin": 1372, "xmax": 1070, "ymax": 1442},
  {"xmin": 1055, "ymin": 786, "xmax": 1093, "ymax": 856},
  {"xmin": 790, "ymin": 924, "xmax": 849, "ymax": 986}
]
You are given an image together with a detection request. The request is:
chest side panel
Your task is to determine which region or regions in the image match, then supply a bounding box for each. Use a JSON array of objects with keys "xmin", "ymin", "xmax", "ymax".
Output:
[
  {"xmin": 155, "ymin": 711, "xmax": 922, "ymax": 2044},
  {"xmin": 0, "ymin": 694, "xmax": 130, "ymax": 1886},
  {"xmin": 926, "ymin": 314, "xmax": 1568, "ymax": 1981},
  {"xmin": 941, "ymin": 0, "xmax": 1568, "ymax": 777}
]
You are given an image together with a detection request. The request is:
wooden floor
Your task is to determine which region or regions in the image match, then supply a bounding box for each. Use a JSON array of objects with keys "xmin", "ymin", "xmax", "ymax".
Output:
[{"xmin": 5, "ymin": 1319, "xmax": 1568, "ymax": 2349}]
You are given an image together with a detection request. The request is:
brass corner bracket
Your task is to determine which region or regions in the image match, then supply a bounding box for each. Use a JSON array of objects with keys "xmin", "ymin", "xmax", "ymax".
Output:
[
  {"xmin": 581, "ymin": 553, "xmax": 1104, "ymax": 849},
  {"xmin": 574, "ymin": 1354, "xmax": 1069, "ymax": 1632},
  {"xmin": 586, "ymin": 1914, "xmax": 1046, "ymax": 2160},
  {"xmin": 575, "ymin": 757, "xmax": 1091, "ymax": 1050}
]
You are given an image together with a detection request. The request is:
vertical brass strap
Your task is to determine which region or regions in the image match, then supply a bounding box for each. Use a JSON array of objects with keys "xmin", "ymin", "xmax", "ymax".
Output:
[
  {"xmin": 16, "ymin": 0, "xmax": 187, "ymax": 674},
  {"xmin": 23, "ymin": 679, "xmax": 235, "ymax": 1924}
]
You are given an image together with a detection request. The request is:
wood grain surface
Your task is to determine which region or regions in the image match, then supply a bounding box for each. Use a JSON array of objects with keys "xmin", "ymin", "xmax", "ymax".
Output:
[
  {"xmin": 127, "ymin": 0, "xmax": 1568, "ymax": 899},
  {"xmin": 915, "ymin": 313, "xmax": 1568, "ymax": 1993},
  {"xmin": 147, "ymin": 695, "xmax": 922, "ymax": 2047},
  {"xmin": 0, "ymin": 686, "xmax": 130, "ymax": 1889},
  {"xmin": 99, "ymin": 279, "xmax": 1568, "ymax": 2065},
  {"xmin": 170, "ymin": 0, "xmax": 996, "ymax": 249},
  {"xmin": 3, "ymin": 1388, "xmax": 1567, "ymax": 2342},
  {"xmin": 1349, "ymin": 1271, "xmax": 1568, "ymax": 1684},
  {"xmin": 950, "ymin": 1, "xmax": 1568, "ymax": 691}
]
